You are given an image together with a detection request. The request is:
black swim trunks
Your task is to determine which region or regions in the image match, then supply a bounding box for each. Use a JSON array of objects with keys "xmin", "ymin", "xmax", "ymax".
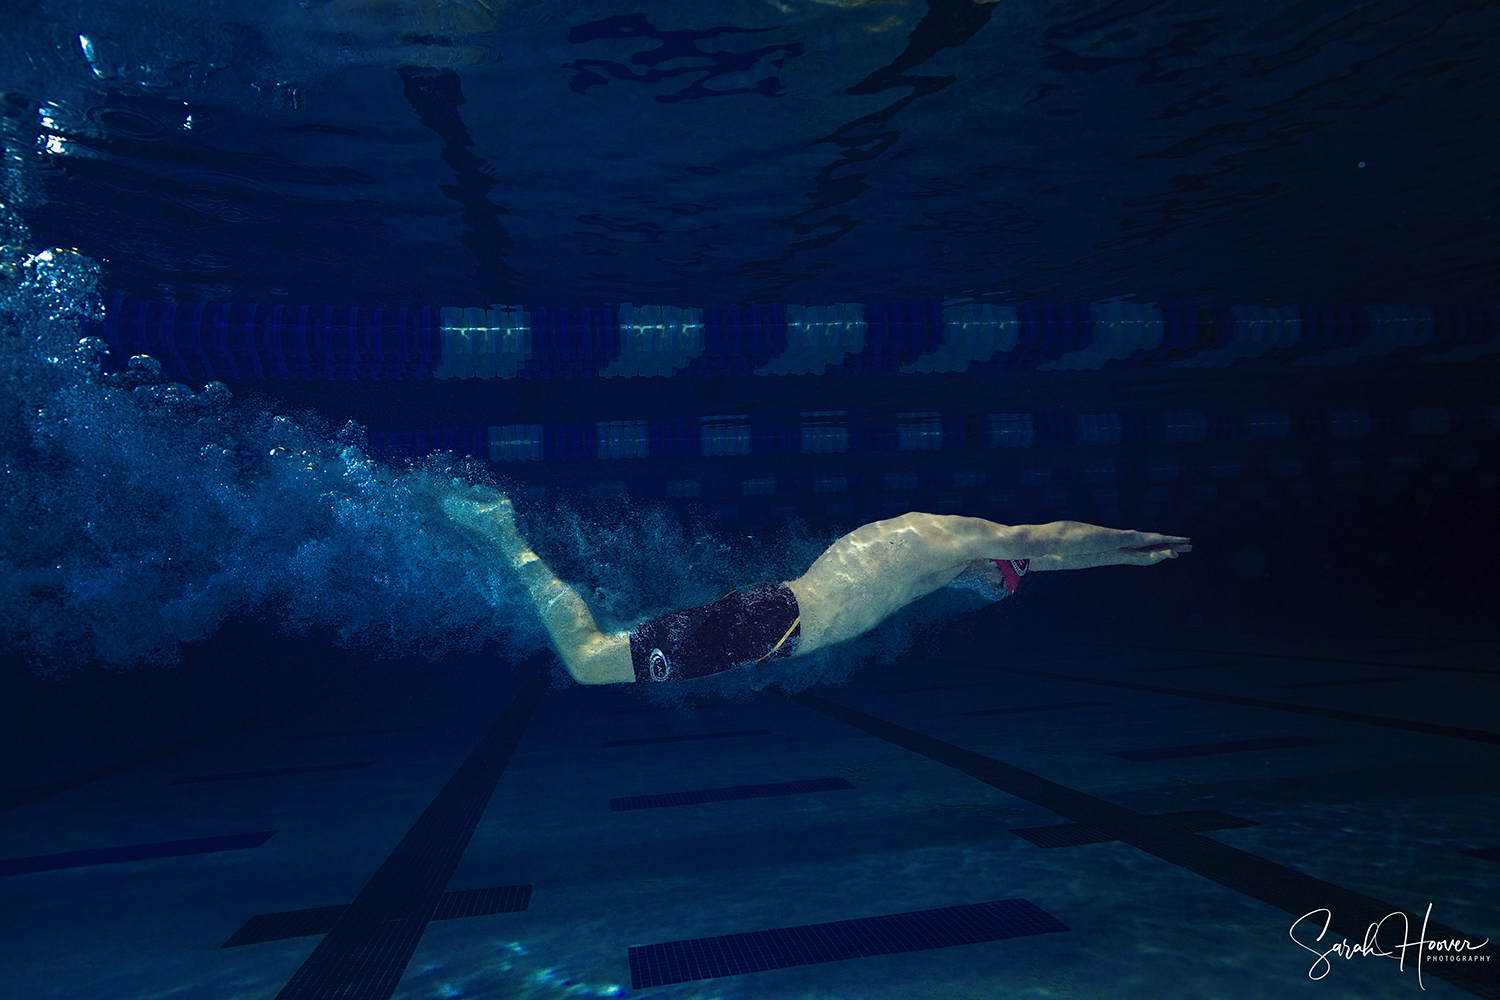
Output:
[{"xmin": 629, "ymin": 583, "xmax": 801, "ymax": 683}]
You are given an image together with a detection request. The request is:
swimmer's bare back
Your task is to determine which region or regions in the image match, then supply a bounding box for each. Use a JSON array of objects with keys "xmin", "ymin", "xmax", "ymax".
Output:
[{"xmin": 442, "ymin": 487, "xmax": 1190, "ymax": 685}]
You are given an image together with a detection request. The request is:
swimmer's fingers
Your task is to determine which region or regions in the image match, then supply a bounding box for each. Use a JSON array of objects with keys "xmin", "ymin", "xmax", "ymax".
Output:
[
  {"xmin": 1036, "ymin": 544, "xmax": 1189, "ymax": 569},
  {"xmin": 1117, "ymin": 543, "xmax": 1192, "ymax": 564},
  {"xmin": 1124, "ymin": 530, "xmax": 1190, "ymax": 548}
]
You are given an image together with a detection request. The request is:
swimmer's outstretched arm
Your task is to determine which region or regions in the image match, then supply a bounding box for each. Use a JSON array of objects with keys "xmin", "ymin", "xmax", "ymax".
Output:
[
  {"xmin": 928, "ymin": 516, "xmax": 1190, "ymax": 562},
  {"xmin": 1026, "ymin": 545, "xmax": 1189, "ymax": 571},
  {"xmin": 787, "ymin": 514, "xmax": 1189, "ymax": 655}
]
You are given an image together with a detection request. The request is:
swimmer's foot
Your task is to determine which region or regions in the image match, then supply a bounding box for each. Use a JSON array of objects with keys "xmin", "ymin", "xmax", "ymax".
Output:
[{"xmin": 442, "ymin": 486, "xmax": 531, "ymax": 565}]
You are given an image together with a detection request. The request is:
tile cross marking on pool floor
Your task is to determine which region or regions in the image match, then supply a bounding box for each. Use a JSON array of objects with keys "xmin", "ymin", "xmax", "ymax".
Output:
[
  {"xmin": 790, "ymin": 691, "xmax": 1499, "ymax": 1000},
  {"xmin": 266, "ymin": 662, "xmax": 549, "ymax": 1000}
]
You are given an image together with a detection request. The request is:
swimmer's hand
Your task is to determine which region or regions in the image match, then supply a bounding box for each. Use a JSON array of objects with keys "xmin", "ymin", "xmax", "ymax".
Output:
[
  {"xmin": 1029, "ymin": 538, "xmax": 1190, "ymax": 571},
  {"xmin": 1117, "ymin": 539, "xmax": 1192, "ymax": 563},
  {"xmin": 1112, "ymin": 530, "xmax": 1190, "ymax": 553}
]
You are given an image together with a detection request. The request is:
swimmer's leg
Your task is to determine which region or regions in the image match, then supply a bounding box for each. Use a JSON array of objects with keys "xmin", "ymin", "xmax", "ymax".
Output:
[{"xmin": 443, "ymin": 490, "xmax": 633, "ymax": 684}]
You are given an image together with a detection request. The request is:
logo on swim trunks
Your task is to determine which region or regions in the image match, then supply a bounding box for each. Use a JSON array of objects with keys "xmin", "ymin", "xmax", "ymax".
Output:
[{"xmin": 649, "ymin": 647, "xmax": 671, "ymax": 682}]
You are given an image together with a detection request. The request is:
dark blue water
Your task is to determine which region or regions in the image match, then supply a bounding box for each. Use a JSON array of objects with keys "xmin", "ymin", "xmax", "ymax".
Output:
[
  {"xmin": 8, "ymin": 0, "xmax": 1497, "ymax": 307},
  {"xmin": 2, "ymin": 2, "xmax": 1497, "ymax": 998}
]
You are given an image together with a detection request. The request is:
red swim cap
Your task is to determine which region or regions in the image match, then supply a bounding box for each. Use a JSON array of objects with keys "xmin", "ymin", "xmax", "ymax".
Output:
[{"xmin": 995, "ymin": 558, "xmax": 1030, "ymax": 595}]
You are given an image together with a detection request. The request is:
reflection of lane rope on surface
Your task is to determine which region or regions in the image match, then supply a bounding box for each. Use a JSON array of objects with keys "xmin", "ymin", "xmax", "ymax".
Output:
[{"xmin": 323, "ymin": 0, "xmax": 499, "ymax": 68}]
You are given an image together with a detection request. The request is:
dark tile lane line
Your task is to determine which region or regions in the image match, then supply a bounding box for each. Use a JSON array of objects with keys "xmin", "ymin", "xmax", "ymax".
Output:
[
  {"xmin": 1273, "ymin": 676, "xmax": 1410, "ymax": 690},
  {"xmin": 170, "ymin": 762, "xmax": 375, "ymax": 784},
  {"xmin": 918, "ymin": 657, "xmax": 1500, "ymax": 747},
  {"xmin": 0, "ymin": 831, "xmax": 277, "ymax": 876},
  {"xmin": 1011, "ymin": 809, "xmax": 1259, "ymax": 849},
  {"xmin": 0, "ymin": 697, "xmax": 329, "ymax": 814},
  {"xmin": 284, "ymin": 727, "xmax": 428, "ymax": 740},
  {"xmin": 602, "ymin": 729, "xmax": 770, "ymax": 748},
  {"xmin": 960, "ymin": 701, "xmax": 1113, "ymax": 717},
  {"xmin": 879, "ymin": 682, "xmax": 994, "ymax": 694},
  {"xmin": 1132, "ymin": 662, "xmax": 1233, "ymax": 673},
  {"xmin": 1109, "ymin": 735, "xmax": 1328, "ymax": 762},
  {"xmin": 1007, "ymin": 641, "xmax": 1500, "ymax": 677},
  {"xmin": 1124, "ymin": 626, "xmax": 1500, "ymax": 647},
  {"xmin": 611, "ymin": 777, "xmax": 854, "ymax": 812}
]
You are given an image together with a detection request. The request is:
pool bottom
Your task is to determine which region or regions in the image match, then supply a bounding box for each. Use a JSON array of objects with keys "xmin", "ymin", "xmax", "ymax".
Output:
[{"xmin": 1, "ymin": 615, "xmax": 1497, "ymax": 1000}]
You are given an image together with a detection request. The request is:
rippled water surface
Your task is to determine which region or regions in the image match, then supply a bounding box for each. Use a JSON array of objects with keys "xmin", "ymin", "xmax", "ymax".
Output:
[{"xmin": 4, "ymin": 0, "xmax": 1496, "ymax": 306}]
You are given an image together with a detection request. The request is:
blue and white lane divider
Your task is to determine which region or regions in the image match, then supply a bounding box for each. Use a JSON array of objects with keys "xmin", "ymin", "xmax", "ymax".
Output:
[
  {"xmin": 363, "ymin": 405, "xmax": 1500, "ymax": 465},
  {"xmin": 97, "ymin": 298, "xmax": 1499, "ymax": 382}
]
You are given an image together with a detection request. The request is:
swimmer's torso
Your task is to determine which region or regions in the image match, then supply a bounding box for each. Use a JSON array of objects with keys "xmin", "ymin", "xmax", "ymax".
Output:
[{"xmin": 788, "ymin": 513, "xmax": 988, "ymax": 655}]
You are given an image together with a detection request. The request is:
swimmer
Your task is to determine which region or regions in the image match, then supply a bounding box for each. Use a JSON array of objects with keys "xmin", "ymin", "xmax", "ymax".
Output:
[{"xmin": 443, "ymin": 487, "xmax": 1190, "ymax": 684}]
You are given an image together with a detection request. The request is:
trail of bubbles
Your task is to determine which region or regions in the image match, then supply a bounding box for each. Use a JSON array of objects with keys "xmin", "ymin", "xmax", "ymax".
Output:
[
  {"xmin": 0, "ymin": 233, "xmax": 546, "ymax": 674},
  {"xmin": 0, "ymin": 218, "xmax": 980, "ymax": 686}
]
